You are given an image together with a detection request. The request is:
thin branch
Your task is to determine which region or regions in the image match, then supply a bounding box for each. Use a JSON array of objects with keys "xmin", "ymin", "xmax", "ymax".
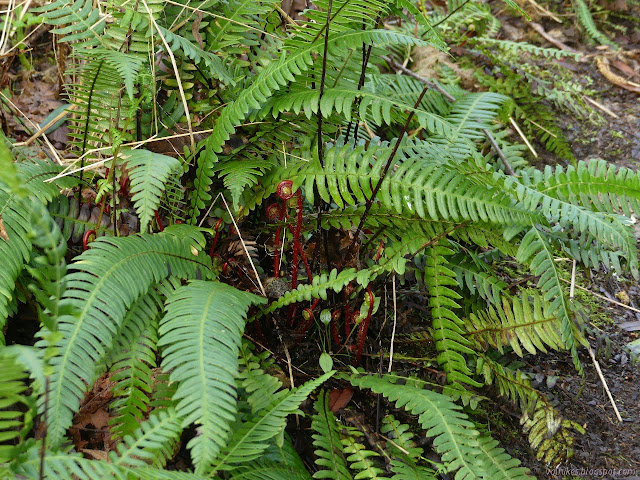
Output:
[
  {"xmin": 387, "ymin": 274, "xmax": 397, "ymax": 373},
  {"xmin": 221, "ymin": 195, "xmax": 266, "ymax": 297},
  {"xmin": 141, "ymin": 0, "xmax": 195, "ymax": 153},
  {"xmin": 349, "ymin": 85, "xmax": 430, "ymax": 251},
  {"xmin": 317, "ymin": 0, "xmax": 332, "ymax": 167},
  {"xmin": 383, "ymin": 55, "xmax": 517, "ymax": 175}
]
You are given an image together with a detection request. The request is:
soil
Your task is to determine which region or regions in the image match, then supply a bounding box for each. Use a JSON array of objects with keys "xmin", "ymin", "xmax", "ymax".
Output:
[{"xmin": 481, "ymin": 4, "xmax": 640, "ymax": 479}]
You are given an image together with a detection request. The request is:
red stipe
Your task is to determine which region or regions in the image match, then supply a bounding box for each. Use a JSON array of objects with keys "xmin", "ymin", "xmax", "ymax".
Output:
[
  {"xmin": 273, "ymin": 225, "xmax": 283, "ymax": 277},
  {"xmin": 83, "ymin": 230, "xmax": 96, "ymax": 251},
  {"xmin": 288, "ymin": 192, "xmax": 303, "ymax": 326},
  {"xmin": 253, "ymin": 318, "xmax": 266, "ymax": 344},
  {"xmin": 288, "ymin": 224, "xmax": 312, "ymax": 282},
  {"xmin": 330, "ymin": 310, "xmax": 341, "ymax": 345},
  {"xmin": 344, "ymin": 283, "xmax": 353, "ymax": 339},
  {"xmin": 154, "ymin": 210, "xmax": 164, "ymax": 232},
  {"xmin": 222, "ymin": 261, "xmax": 229, "ymax": 277},
  {"xmin": 296, "ymin": 298, "xmax": 321, "ymax": 335},
  {"xmin": 354, "ymin": 287, "xmax": 375, "ymax": 366},
  {"xmin": 209, "ymin": 218, "xmax": 224, "ymax": 258},
  {"xmin": 375, "ymin": 240, "xmax": 384, "ymax": 261},
  {"xmin": 295, "ymin": 309, "xmax": 315, "ymax": 340},
  {"xmin": 175, "ymin": 220, "xmax": 183, "ymax": 224},
  {"xmin": 277, "ymin": 180, "xmax": 294, "ymax": 200}
]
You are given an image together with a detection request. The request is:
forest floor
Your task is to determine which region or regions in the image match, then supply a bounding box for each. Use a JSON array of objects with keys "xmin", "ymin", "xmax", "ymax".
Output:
[
  {"xmin": 478, "ymin": 5, "xmax": 640, "ymax": 479},
  {"xmin": 1, "ymin": 2, "xmax": 640, "ymax": 480}
]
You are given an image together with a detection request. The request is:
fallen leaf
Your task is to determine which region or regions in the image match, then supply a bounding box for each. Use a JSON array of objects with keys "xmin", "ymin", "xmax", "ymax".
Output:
[
  {"xmin": 81, "ymin": 448, "xmax": 108, "ymax": 460},
  {"xmin": 329, "ymin": 387, "xmax": 354, "ymax": 413},
  {"xmin": 0, "ymin": 217, "xmax": 8, "ymax": 241}
]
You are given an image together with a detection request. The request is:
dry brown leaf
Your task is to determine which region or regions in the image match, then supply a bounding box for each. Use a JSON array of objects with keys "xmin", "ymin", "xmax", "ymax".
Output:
[
  {"xmin": 0, "ymin": 217, "xmax": 8, "ymax": 241},
  {"xmin": 596, "ymin": 56, "xmax": 640, "ymax": 94},
  {"xmin": 329, "ymin": 387, "xmax": 354, "ymax": 413},
  {"xmin": 81, "ymin": 448, "xmax": 109, "ymax": 460}
]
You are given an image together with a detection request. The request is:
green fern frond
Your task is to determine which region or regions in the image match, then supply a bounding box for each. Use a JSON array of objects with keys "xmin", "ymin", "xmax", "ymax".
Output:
[
  {"xmin": 425, "ymin": 244, "xmax": 481, "ymax": 388},
  {"xmin": 0, "ymin": 351, "xmax": 33, "ymax": 463},
  {"xmin": 258, "ymin": 269, "xmax": 360, "ymax": 317},
  {"xmin": 283, "ymin": 143, "xmax": 538, "ymax": 226},
  {"xmin": 470, "ymin": 37, "xmax": 578, "ymax": 60},
  {"xmin": 394, "ymin": 0, "xmax": 446, "ymax": 50},
  {"xmin": 500, "ymin": 173, "xmax": 637, "ymax": 277},
  {"xmin": 442, "ymin": 92, "xmax": 507, "ymax": 141},
  {"xmin": 120, "ymin": 149, "xmax": 181, "ymax": 232},
  {"xmin": 14, "ymin": 441, "xmax": 205, "ymax": 480},
  {"xmin": 212, "ymin": 372, "xmax": 333, "ymax": 472},
  {"xmin": 25, "ymin": 200, "xmax": 69, "ymax": 336},
  {"xmin": 477, "ymin": 353, "xmax": 580, "ymax": 465},
  {"xmin": 380, "ymin": 415, "xmax": 422, "ymax": 459},
  {"xmin": 43, "ymin": 232, "xmax": 212, "ymax": 448},
  {"xmin": 574, "ymin": 0, "xmax": 617, "ymax": 47},
  {"xmin": 154, "ymin": 25, "xmax": 233, "ymax": 85},
  {"xmin": 311, "ymin": 390, "xmax": 352, "ymax": 480},
  {"xmin": 450, "ymin": 252, "xmax": 507, "ymax": 304},
  {"xmin": 476, "ymin": 435, "xmax": 534, "ymax": 480},
  {"xmin": 0, "ymin": 193, "xmax": 32, "ymax": 344},
  {"xmin": 466, "ymin": 291, "xmax": 565, "ymax": 356},
  {"xmin": 191, "ymin": 29, "xmax": 430, "ymax": 219},
  {"xmin": 238, "ymin": 341, "xmax": 285, "ymax": 413},
  {"xmin": 476, "ymin": 355, "xmax": 543, "ymax": 415},
  {"xmin": 32, "ymin": 0, "xmax": 106, "ymax": 44},
  {"xmin": 516, "ymin": 226, "xmax": 584, "ymax": 366},
  {"xmin": 381, "ymin": 415, "xmax": 439, "ymax": 480},
  {"xmin": 536, "ymin": 160, "xmax": 640, "ymax": 217},
  {"xmin": 91, "ymin": 49, "xmax": 146, "ymax": 100},
  {"xmin": 108, "ymin": 289, "xmax": 163, "ymax": 439},
  {"xmin": 229, "ymin": 464, "xmax": 313, "ymax": 480},
  {"xmin": 110, "ymin": 408, "xmax": 183, "ymax": 468},
  {"xmin": 349, "ymin": 373, "xmax": 483, "ymax": 480},
  {"xmin": 159, "ymin": 280, "xmax": 265, "ymax": 473},
  {"xmin": 206, "ymin": 0, "xmax": 281, "ymax": 54},
  {"xmin": 388, "ymin": 460, "xmax": 439, "ymax": 480},
  {"xmin": 261, "ymin": 86, "xmax": 454, "ymax": 137},
  {"xmin": 341, "ymin": 428, "xmax": 384, "ymax": 480}
]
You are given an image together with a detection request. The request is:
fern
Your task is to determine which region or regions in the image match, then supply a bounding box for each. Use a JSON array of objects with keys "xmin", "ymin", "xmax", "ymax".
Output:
[
  {"xmin": 120, "ymin": 149, "xmax": 182, "ymax": 232},
  {"xmin": 238, "ymin": 341, "xmax": 286, "ymax": 413},
  {"xmin": 42, "ymin": 231, "xmax": 213, "ymax": 448},
  {"xmin": 159, "ymin": 280, "xmax": 265, "ymax": 473},
  {"xmin": 350, "ymin": 373, "xmax": 482, "ymax": 479},
  {"xmin": 382, "ymin": 415, "xmax": 439, "ymax": 480},
  {"xmin": 154, "ymin": 25, "xmax": 233, "ymax": 85},
  {"xmin": 574, "ymin": 0, "xmax": 618, "ymax": 47},
  {"xmin": 212, "ymin": 372, "xmax": 333, "ymax": 472},
  {"xmin": 110, "ymin": 408, "xmax": 183, "ymax": 468},
  {"xmin": 14, "ymin": 441, "xmax": 204, "ymax": 480},
  {"xmin": 341, "ymin": 428, "xmax": 384, "ymax": 480},
  {"xmin": 516, "ymin": 226, "xmax": 584, "ymax": 367},
  {"xmin": 280, "ymin": 142, "xmax": 538, "ymax": 226},
  {"xmin": 311, "ymin": 390, "xmax": 352, "ymax": 480},
  {"xmin": 31, "ymin": 0, "xmax": 106, "ymax": 44},
  {"xmin": 193, "ymin": 29, "xmax": 432, "ymax": 220},
  {"xmin": 466, "ymin": 290, "xmax": 566, "ymax": 357},
  {"xmin": 425, "ymin": 243, "xmax": 481, "ymax": 388},
  {"xmin": 476, "ymin": 435, "xmax": 534, "ymax": 480},
  {"xmin": 258, "ymin": 269, "xmax": 361, "ymax": 317},
  {"xmin": 108, "ymin": 289, "xmax": 163, "ymax": 439},
  {"xmin": 351, "ymin": 373, "xmax": 536, "ymax": 480},
  {"xmin": 0, "ymin": 351, "xmax": 33, "ymax": 463}
]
